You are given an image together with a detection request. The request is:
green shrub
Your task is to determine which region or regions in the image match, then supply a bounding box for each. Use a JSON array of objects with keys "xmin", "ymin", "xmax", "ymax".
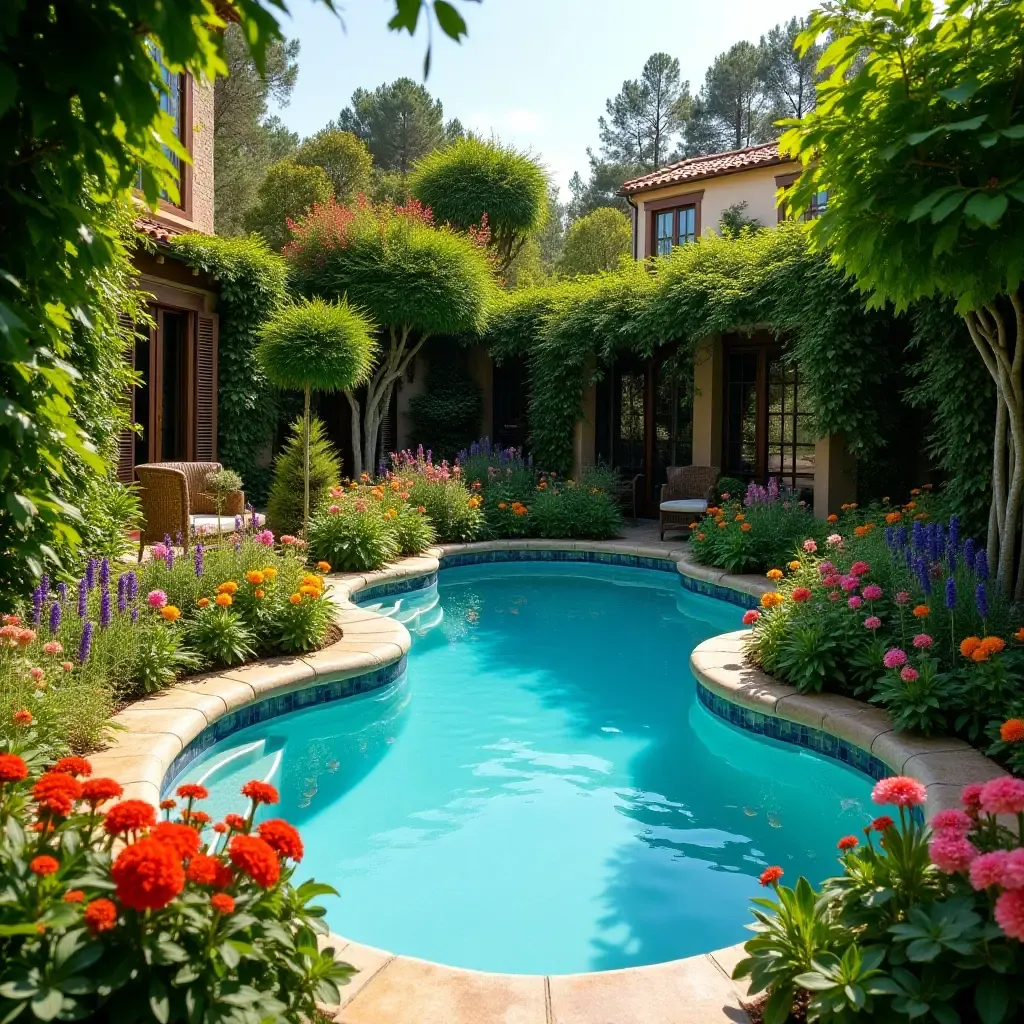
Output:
[
  {"xmin": 272, "ymin": 588, "xmax": 335, "ymax": 653},
  {"xmin": 715, "ymin": 476, "xmax": 746, "ymax": 503},
  {"xmin": 407, "ymin": 343, "xmax": 483, "ymax": 461},
  {"xmin": 405, "ymin": 477, "xmax": 484, "ymax": 543},
  {"xmin": 267, "ymin": 416, "xmax": 343, "ymax": 536},
  {"xmin": 390, "ymin": 503, "xmax": 437, "ymax": 556},
  {"xmin": 307, "ymin": 501, "xmax": 399, "ymax": 572},
  {"xmin": 529, "ymin": 481, "xmax": 623, "ymax": 540},
  {"xmin": 125, "ymin": 626, "xmax": 201, "ymax": 698},
  {"xmin": 183, "ymin": 607, "xmax": 257, "ymax": 667}
]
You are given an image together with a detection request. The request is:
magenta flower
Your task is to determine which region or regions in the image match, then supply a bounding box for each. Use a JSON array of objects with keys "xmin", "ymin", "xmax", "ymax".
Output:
[
  {"xmin": 912, "ymin": 633, "xmax": 933, "ymax": 648},
  {"xmin": 328, "ymin": 505, "xmax": 341, "ymax": 514},
  {"xmin": 823, "ymin": 574, "xmax": 842, "ymax": 588},
  {"xmin": 900, "ymin": 666, "xmax": 919, "ymax": 682},
  {"xmin": 931, "ymin": 808, "xmax": 972, "ymax": 832},
  {"xmin": 895, "ymin": 591, "xmax": 910, "ymax": 605},
  {"xmin": 849, "ymin": 561, "xmax": 871, "ymax": 577},
  {"xmin": 840, "ymin": 575, "xmax": 859, "ymax": 592},
  {"xmin": 255, "ymin": 530, "xmax": 274, "ymax": 546},
  {"xmin": 864, "ymin": 616, "xmax": 882, "ymax": 630},
  {"xmin": 848, "ymin": 595, "xmax": 863, "ymax": 609},
  {"xmin": 862, "ymin": 584, "xmax": 883, "ymax": 601},
  {"xmin": 146, "ymin": 590, "xmax": 168, "ymax": 610},
  {"xmin": 818, "ymin": 561, "xmax": 836, "ymax": 576},
  {"xmin": 883, "ymin": 648, "xmax": 907, "ymax": 668},
  {"xmin": 928, "ymin": 831, "xmax": 977, "ymax": 874},
  {"xmin": 995, "ymin": 890, "xmax": 1024, "ymax": 940},
  {"xmin": 150, "ymin": 543, "xmax": 169, "ymax": 561},
  {"xmin": 978, "ymin": 777, "xmax": 1024, "ymax": 816},
  {"xmin": 969, "ymin": 850, "xmax": 1008, "ymax": 890}
]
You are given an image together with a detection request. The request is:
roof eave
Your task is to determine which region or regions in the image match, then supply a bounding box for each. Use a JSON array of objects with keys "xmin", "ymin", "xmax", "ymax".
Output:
[{"xmin": 617, "ymin": 153, "xmax": 796, "ymax": 197}]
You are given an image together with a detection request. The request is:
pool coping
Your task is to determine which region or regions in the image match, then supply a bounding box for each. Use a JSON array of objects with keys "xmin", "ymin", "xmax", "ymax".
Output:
[{"xmin": 92, "ymin": 539, "xmax": 1009, "ymax": 1024}]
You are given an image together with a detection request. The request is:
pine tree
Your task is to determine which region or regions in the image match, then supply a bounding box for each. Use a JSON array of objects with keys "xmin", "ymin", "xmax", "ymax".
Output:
[{"xmin": 266, "ymin": 416, "xmax": 343, "ymax": 535}]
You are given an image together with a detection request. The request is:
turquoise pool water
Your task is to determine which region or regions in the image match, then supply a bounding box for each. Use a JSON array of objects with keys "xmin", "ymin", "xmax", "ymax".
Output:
[{"xmin": 168, "ymin": 563, "xmax": 874, "ymax": 974}]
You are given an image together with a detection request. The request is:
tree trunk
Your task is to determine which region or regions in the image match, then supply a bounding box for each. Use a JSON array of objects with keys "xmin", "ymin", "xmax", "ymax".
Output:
[
  {"xmin": 964, "ymin": 289, "xmax": 1024, "ymax": 599},
  {"xmin": 345, "ymin": 388, "xmax": 363, "ymax": 479},
  {"xmin": 302, "ymin": 384, "xmax": 311, "ymax": 538}
]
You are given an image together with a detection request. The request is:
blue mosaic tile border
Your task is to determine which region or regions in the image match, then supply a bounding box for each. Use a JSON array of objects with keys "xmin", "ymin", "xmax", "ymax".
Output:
[
  {"xmin": 695, "ymin": 679, "xmax": 890, "ymax": 781},
  {"xmin": 161, "ymin": 655, "xmax": 407, "ymax": 795},
  {"xmin": 678, "ymin": 574, "xmax": 758, "ymax": 609},
  {"xmin": 354, "ymin": 570, "xmax": 437, "ymax": 605}
]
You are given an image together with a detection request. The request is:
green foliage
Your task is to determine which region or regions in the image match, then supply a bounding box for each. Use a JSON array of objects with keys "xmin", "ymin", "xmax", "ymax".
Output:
[
  {"xmin": 715, "ymin": 476, "xmax": 746, "ymax": 502},
  {"xmin": 258, "ymin": 298, "xmax": 377, "ymax": 394},
  {"xmin": 390, "ymin": 503, "xmax": 438, "ymax": 555},
  {"xmin": 407, "ymin": 343, "xmax": 484, "ymax": 460},
  {"xmin": 559, "ymin": 207, "xmax": 632, "ymax": 277},
  {"xmin": 527, "ymin": 478, "xmax": 623, "ymax": 540},
  {"xmin": 410, "ymin": 137, "xmax": 548, "ymax": 267},
  {"xmin": 203, "ymin": 468, "xmax": 244, "ymax": 518},
  {"xmin": 244, "ymin": 159, "xmax": 335, "ymax": 251},
  {"xmin": 170, "ymin": 233, "xmax": 289, "ymax": 505},
  {"xmin": 308, "ymin": 502, "xmax": 399, "ymax": 572},
  {"xmin": 76, "ymin": 482, "xmax": 143, "ymax": 565},
  {"xmin": 267, "ymin": 417, "xmax": 343, "ymax": 536},
  {"xmin": 295, "ymin": 129, "xmax": 373, "ymax": 203},
  {"xmin": 184, "ymin": 607, "xmax": 257, "ymax": 667},
  {"xmin": 128, "ymin": 626, "xmax": 200, "ymax": 697},
  {"xmin": 272, "ymin": 587, "xmax": 335, "ymax": 653},
  {"xmin": 719, "ymin": 201, "xmax": 763, "ymax": 235},
  {"xmin": 405, "ymin": 479, "xmax": 484, "ymax": 543}
]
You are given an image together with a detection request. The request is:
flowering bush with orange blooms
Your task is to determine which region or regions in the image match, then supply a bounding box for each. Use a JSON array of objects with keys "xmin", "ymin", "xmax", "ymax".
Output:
[
  {"xmin": 743, "ymin": 492, "xmax": 1024, "ymax": 775},
  {"xmin": 736, "ymin": 775, "xmax": 1024, "ymax": 1024},
  {"xmin": 0, "ymin": 720, "xmax": 353, "ymax": 1022}
]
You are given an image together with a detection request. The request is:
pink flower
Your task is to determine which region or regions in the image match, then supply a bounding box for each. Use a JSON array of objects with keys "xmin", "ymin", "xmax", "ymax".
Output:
[
  {"xmin": 328, "ymin": 505, "xmax": 341, "ymax": 514},
  {"xmin": 931, "ymin": 809, "xmax": 972, "ymax": 832},
  {"xmin": 864, "ymin": 616, "xmax": 882, "ymax": 630},
  {"xmin": 979, "ymin": 777, "xmax": 1024, "ymax": 816},
  {"xmin": 961, "ymin": 784, "xmax": 984, "ymax": 816},
  {"xmin": 1001, "ymin": 849, "xmax": 1024, "ymax": 890},
  {"xmin": 872, "ymin": 775, "xmax": 927, "ymax": 807},
  {"xmin": 849, "ymin": 561, "xmax": 871, "ymax": 577},
  {"xmin": 823, "ymin": 574, "xmax": 842, "ymax": 588},
  {"xmin": 742, "ymin": 610, "xmax": 760, "ymax": 626},
  {"xmin": 818, "ymin": 561, "xmax": 836, "ymax": 576},
  {"xmin": 912, "ymin": 634, "xmax": 933, "ymax": 649},
  {"xmin": 151, "ymin": 543, "xmax": 169, "ymax": 560},
  {"xmin": 900, "ymin": 666, "xmax": 919, "ymax": 681},
  {"xmin": 29, "ymin": 667, "xmax": 43, "ymax": 681},
  {"xmin": 355, "ymin": 500, "xmax": 367, "ymax": 513},
  {"xmin": 826, "ymin": 533, "xmax": 843, "ymax": 548},
  {"xmin": 280, "ymin": 535, "xmax": 297, "ymax": 546},
  {"xmin": 994, "ymin": 889, "xmax": 1024, "ymax": 940},
  {"xmin": 255, "ymin": 530, "xmax": 274, "ymax": 546},
  {"xmin": 42, "ymin": 642, "xmax": 62, "ymax": 656},
  {"xmin": 329, "ymin": 486, "xmax": 344, "ymax": 498},
  {"xmin": 802, "ymin": 539, "xmax": 817, "ymax": 553},
  {"xmin": 894, "ymin": 591, "xmax": 910, "ymax": 605},
  {"xmin": 848, "ymin": 595, "xmax": 863, "ymax": 609},
  {"xmin": 928, "ymin": 831, "xmax": 977, "ymax": 874},
  {"xmin": 969, "ymin": 850, "xmax": 1009, "ymax": 890},
  {"xmin": 882, "ymin": 648, "xmax": 908, "ymax": 668},
  {"xmin": 862, "ymin": 584, "xmax": 883, "ymax": 601},
  {"xmin": 829, "ymin": 591, "xmax": 840, "ymax": 602},
  {"xmin": 840, "ymin": 575, "xmax": 859, "ymax": 592},
  {"xmin": 147, "ymin": 590, "xmax": 168, "ymax": 609}
]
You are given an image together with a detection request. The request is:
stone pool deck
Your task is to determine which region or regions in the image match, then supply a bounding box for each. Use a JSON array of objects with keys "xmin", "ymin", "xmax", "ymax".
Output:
[{"xmin": 91, "ymin": 528, "xmax": 1009, "ymax": 1024}]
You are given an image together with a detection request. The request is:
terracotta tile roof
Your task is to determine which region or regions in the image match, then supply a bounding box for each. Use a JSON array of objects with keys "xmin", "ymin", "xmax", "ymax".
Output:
[
  {"xmin": 618, "ymin": 141, "xmax": 790, "ymax": 195},
  {"xmin": 134, "ymin": 215, "xmax": 186, "ymax": 244}
]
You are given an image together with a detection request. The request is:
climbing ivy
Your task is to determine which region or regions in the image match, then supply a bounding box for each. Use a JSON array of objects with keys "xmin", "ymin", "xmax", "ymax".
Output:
[{"xmin": 170, "ymin": 234, "xmax": 288, "ymax": 503}]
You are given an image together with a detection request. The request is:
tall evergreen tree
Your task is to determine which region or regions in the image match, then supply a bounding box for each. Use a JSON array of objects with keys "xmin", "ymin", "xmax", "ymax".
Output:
[{"xmin": 759, "ymin": 16, "xmax": 823, "ymax": 120}]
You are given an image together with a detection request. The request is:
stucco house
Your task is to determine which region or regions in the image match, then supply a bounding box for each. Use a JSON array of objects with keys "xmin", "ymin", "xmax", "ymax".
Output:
[{"xmin": 117, "ymin": 64, "xmax": 221, "ymax": 483}]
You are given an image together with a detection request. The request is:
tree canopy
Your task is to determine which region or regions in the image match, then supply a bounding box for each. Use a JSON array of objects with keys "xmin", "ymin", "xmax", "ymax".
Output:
[
  {"xmin": 559, "ymin": 208, "xmax": 632, "ymax": 277},
  {"xmin": 244, "ymin": 160, "xmax": 335, "ymax": 251},
  {"xmin": 294, "ymin": 129, "xmax": 373, "ymax": 202}
]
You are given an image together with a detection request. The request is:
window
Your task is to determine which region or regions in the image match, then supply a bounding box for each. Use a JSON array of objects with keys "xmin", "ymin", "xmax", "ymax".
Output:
[
  {"xmin": 653, "ymin": 205, "xmax": 696, "ymax": 254},
  {"xmin": 806, "ymin": 190, "xmax": 828, "ymax": 219},
  {"xmin": 136, "ymin": 48, "xmax": 187, "ymax": 208}
]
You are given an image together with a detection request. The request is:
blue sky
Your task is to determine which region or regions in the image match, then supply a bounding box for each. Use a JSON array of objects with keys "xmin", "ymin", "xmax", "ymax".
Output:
[{"xmin": 274, "ymin": 0, "xmax": 814, "ymax": 200}]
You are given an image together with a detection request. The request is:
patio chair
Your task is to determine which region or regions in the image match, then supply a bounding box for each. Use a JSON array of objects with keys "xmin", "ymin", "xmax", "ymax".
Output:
[
  {"xmin": 659, "ymin": 465, "xmax": 719, "ymax": 541},
  {"xmin": 134, "ymin": 462, "xmax": 264, "ymax": 560}
]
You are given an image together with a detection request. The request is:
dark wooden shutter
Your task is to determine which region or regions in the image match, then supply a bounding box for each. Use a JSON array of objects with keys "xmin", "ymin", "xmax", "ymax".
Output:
[
  {"xmin": 195, "ymin": 312, "xmax": 218, "ymax": 463},
  {"xmin": 117, "ymin": 314, "xmax": 137, "ymax": 483}
]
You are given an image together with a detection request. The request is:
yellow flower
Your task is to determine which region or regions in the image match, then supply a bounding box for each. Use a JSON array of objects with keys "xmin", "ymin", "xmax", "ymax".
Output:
[
  {"xmin": 216, "ymin": 581, "xmax": 238, "ymax": 595},
  {"xmin": 289, "ymin": 593, "xmax": 302, "ymax": 605},
  {"xmin": 760, "ymin": 592, "xmax": 784, "ymax": 609},
  {"xmin": 317, "ymin": 561, "xmax": 331, "ymax": 573},
  {"xmin": 246, "ymin": 570, "xmax": 265, "ymax": 585},
  {"xmin": 197, "ymin": 598, "xmax": 210, "ymax": 609},
  {"xmin": 788, "ymin": 560, "xmax": 800, "ymax": 571},
  {"xmin": 215, "ymin": 593, "xmax": 232, "ymax": 608},
  {"xmin": 384, "ymin": 507, "xmax": 398, "ymax": 519},
  {"xmin": 299, "ymin": 585, "xmax": 320, "ymax": 597},
  {"xmin": 160, "ymin": 606, "xmax": 181, "ymax": 622},
  {"xmin": 767, "ymin": 569, "xmax": 783, "ymax": 581}
]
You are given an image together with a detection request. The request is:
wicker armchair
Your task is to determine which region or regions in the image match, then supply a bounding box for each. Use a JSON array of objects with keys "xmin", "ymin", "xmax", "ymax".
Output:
[
  {"xmin": 659, "ymin": 465, "xmax": 720, "ymax": 541},
  {"xmin": 134, "ymin": 462, "xmax": 257, "ymax": 560}
]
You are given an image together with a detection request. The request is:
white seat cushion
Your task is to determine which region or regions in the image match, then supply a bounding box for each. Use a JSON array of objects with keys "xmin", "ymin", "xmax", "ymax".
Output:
[
  {"xmin": 660, "ymin": 499, "xmax": 708, "ymax": 514},
  {"xmin": 189, "ymin": 512, "xmax": 265, "ymax": 536}
]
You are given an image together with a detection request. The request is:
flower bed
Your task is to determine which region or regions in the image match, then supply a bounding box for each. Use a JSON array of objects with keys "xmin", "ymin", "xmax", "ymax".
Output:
[
  {"xmin": 740, "ymin": 492, "xmax": 1024, "ymax": 777},
  {"xmin": 0, "ymin": 720, "xmax": 351, "ymax": 1023}
]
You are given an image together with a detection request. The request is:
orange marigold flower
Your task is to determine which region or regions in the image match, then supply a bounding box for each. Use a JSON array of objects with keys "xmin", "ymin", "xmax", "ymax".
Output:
[
  {"xmin": 228, "ymin": 834, "xmax": 280, "ymax": 888},
  {"xmin": 827, "ymin": 514, "xmax": 838, "ymax": 523},
  {"xmin": 254, "ymin": 589, "xmax": 265, "ymax": 599},
  {"xmin": 160, "ymin": 798, "xmax": 176, "ymax": 810},
  {"xmin": 837, "ymin": 836, "xmax": 859, "ymax": 851},
  {"xmin": 32, "ymin": 773, "xmax": 82, "ymax": 817},
  {"xmin": 224, "ymin": 813, "xmax": 247, "ymax": 832},
  {"xmin": 971, "ymin": 648, "xmax": 990, "ymax": 663},
  {"xmin": 299, "ymin": 585, "xmax": 320, "ymax": 597},
  {"xmin": 288, "ymin": 593, "xmax": 302, "ymax": 605},
  {"xmin": 788, "ymin": 560, "xmax": 801, "ymax": 571},
  {"xmin": 695, "ymin": 532, "xmax": 706, "ymax": 541},
  {"xmin": 1000, "ymin": 718, "xmax": 1024, "ymax": 743},
  {"xmin": 317, "ymin": 561, "xmax": 331, "ymax": 573},
  {"xmin": 688, "ymin": 521, "xmax": 699, "ymax": 529},
  {"xmin": 216, "ymin": 581, "xmax": 238, "ymax": 595},
  {"xmin": 740, "ymin": 522, "xmax": 752, "ymax": 532},
  {"xmin": 83, "ymin": 898, "xmax": 118, "ymax": 934},
  {"xmin": 210, "ymin": 893, "xmax": 235, "ymax": 914},
  {"xmin": 760, "ymin": 592, "xmax": 784, "ymax": 609},
  {"xmin": 262, "ymin": 567, "xmax": 277, "ymax": 581},
  {"xmin": 246, "ymin": 570, "xmax": 265, "ymax": 585},
  {"xmin": 111, "ymin": 838, "xmax": 185, "ymax": 911},
  {"xmin": 885, "ymin": 511, "xmax": 902, "ymax": 524},
  {"xmin": 0, "ymin": 753, "xmax": 29, "ymax": 782},
  {"xmin": 241, "ymin": 780, "xmax": 279, "ymax": 805},
  {"xmin": 13, "ymin": 710, "xmax": 33, "ymax": 726},
  {"xmin": 759, "ymin": 866, "xmax": 783, "ymax": 886},
  {"xmin": 81, "ymin": 777, "xmax": 123, "ymax": 805},
  {"xmin": 197, "ymin": 598, "xmax": 210, "ymax": 609},
  {"xmin": 103, "ymin": 799, "xmax": 157, "ymax": 836},
  {"xmin": 53, "ymin": 756, "xmax": 92, "ymax": 778},
  {"xmin": 766, "ymin": 569, "xmax": 784, "ymax": 580},
  {"xmin": 181, "ymin": 809, "xmax": 210, "ymax": 826},
  {"xmin": 215, "ymin": 593, "xmax": 232, "ymax": 608},
  {"xmin": 854, "ymin": 526, "xmax": 868, "ymax": 537},
  {"xmin": 1015, "ymin": 626, "xmax": 1024, "ymax": 642},
  {"xmin": 980, "ymin": 636, "xmax": 1006, "ymax": 655},
  {"xmin": 717, "ymin": 521, "xmax": 727, "ymax": 529},
  {"xmin": 63, "ymin": 890, "xmax": 85, "ymax": 904},
  {"xmin": 257, "ymin": 819, "xmax": 304, "ymax": 862},
  {"xmin": 960, "ymin": 636, "xmax": 982, "ymax": 658},
  {"xmin": 160, "ymin": 605, "xmax": 181, "ymax": 623},
  {"xmin": 912, "ymin": 605, "xmax": 930, "ymax": 618},
  {"xmin": 30, "ymin": 855, "xmax": 59, "ymax": 876},
  {"xmin": 498, "ymin": 502, "xmax": 508, "ymax": 510},
  {"xmin": 149, "ymin": 822, "xmax": 201, "ymax": 861},
  {"xmin": 735, "ymin": 513, "xmax": 745, "ymax": 521}
]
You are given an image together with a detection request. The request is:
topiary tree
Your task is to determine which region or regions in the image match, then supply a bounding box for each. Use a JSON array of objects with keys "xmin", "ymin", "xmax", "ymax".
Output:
[
  {"xmin": 266, "ymin": 415, "xmax": 342, "ymax": 535},
  {"xmin": 558, "ymin": 206, "xmax": 632, "ymax": 277},
  {"xmin": 285, "ymin": 197, "xmax": 494, "ymax": 476},
  {"xmin": 257, "ymin": 298, "xmax": 376, "ymax": 534},
  {"xmin": 244, "ymin": 160, "xmax": 334, "ymax": 251},
  {"xmin": 782, "ymin": 0, "xmax": 1024, "ymax": 596},
  {"xmin": 409, "ymin": 137, "xmax": 549, "ymax": 270},
  {"xmin": 294, "ymin": 129, "xmax": 372, "ymax": 203}
]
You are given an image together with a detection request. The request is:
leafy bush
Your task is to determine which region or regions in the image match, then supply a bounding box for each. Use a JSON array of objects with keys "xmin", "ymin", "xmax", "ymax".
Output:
[
  {"xmin": 405, "ymin": 477, "xmax": 484, "ymax": 543},
  {"xmin": 735, "ymin": 774, "xmax": 1024, "ymax": 1024},
  {"xmin": 271, "ymin": 576, "xmax": 335, "ymax": 653},
  {"xmin": 202, "ymin": 467, "xmax": 243, "ymax": 518},
  {"xmin": 388, "ymin": 503, "xmax": 437, "ymax": 556},
  {"xmin": 0, "ymin": 735, "xmax": 353, "ymax": 1023},
  {"xmin": 307, "ymin": 500, "xmax": 399, "ymax": 572},
  {"xmin": 184, "ymin": 607, "xmax": 257, "ymax": 668},
  {"xmin": 528, "ymin": 476, "xmax": 623, "ymax": 540},
  {"xmin": 715, "ymin": 475, "xmax": 746, "ymax": 503},
  {"xmin": 267, "ymin": 415, "xmax": 343, "ymax": 536}
]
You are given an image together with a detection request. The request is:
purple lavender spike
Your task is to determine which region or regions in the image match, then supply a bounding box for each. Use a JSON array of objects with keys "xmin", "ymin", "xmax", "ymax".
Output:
[
  {"xmin": 85, "ymin": 558, "xmax": 98, "ymax": 590},
  {"xmin": 77, "ymin": 579, "xmax": 88, "ymax": 618},
  {"xmin": 117, "ymin": 576, "xmax": 128, "ymax": 615},
  {"xmin": 166, "ymin": 547, "xmax": 174, "ymax": 570},
  {"xmin": 195, "ymin": 544, "xmax": 204, "ymax": 578},
  {"xmin": 175, "ymin": 532, "xmax": 183, "ymax": 547},
  {"xmin": 234, "ymin": 515, "xmax": 242, "ymax": 533},
  {"xmin": 99, "ymin": 558, "xmax": 109, "ymax": 588},
  {"xmin": 39, "ymin": 574, "xmax": 50, "ymax": 598},
  {"xmin": 31, "ymin": 588, "xmax": 42, "ymax": 625},
  {"xmin": 126, "ymin": 571, "xmax": 138, "ymax": 602},
  {"xmin": 100, "ymin": 587, "xmax": 111, "ymax": 628},
  {"xmin": 49, "ymin": 602, "xmax": 61, "ymax": 633},
  {"xmin": 57, "ymin": 582, "xmax": 67, "ymax": 602},
  {"xmin": 131, "ymin": 607, "xmax": 139, "ymax": 624},
  {"xmin": 78, "ymin": 622, "xmax": 94, "ymax": 663}
]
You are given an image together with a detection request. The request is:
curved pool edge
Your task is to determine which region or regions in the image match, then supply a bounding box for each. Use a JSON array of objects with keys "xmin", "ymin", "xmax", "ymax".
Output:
[{"xmin": 89, "ymin": 539, "xmax": 1009, "ymax": 1024}]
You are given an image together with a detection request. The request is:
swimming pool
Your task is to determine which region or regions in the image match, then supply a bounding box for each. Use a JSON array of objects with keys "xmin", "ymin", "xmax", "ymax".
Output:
[{"xmin": 167, "ymin": 562, "xmax": 874, "ymax": 974}]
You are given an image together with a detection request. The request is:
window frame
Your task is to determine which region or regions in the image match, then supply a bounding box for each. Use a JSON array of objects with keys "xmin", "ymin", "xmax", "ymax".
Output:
[
  {"xmin": 136, "ymin": 62, "xmax": 193, "ymax": 221},
  {"xmin": 643, "ymin": 190, "xmax": 703, "ymax": 256},
  {"xmin": 775, "ymin": 171, "xmax": 827, "ymax": 223}
]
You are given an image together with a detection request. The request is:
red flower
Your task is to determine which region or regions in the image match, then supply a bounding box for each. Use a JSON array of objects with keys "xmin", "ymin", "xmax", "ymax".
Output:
[
  {"xmin": 759, "ymin": 866, "xmax": 784, "ymax": 886},
  {"xmin": 63, "ymin": 890, "xmax": 85, "ymax": 904},
  {"xmin": 257, "ymin": 819, "xmax": 304, "ymax": 862},
  {"xmin": 791, "ymin": 587, "xmax": 812, "ymax": 603},
  {"xmin": 103, "ymin": 800, "xmax": 157, "ymax": 836},
  {"xmin": 213, "ymin": 822, "xmax": 227, "ymax": 834},
  {"xmin": 241, "ymin": 780, "xmax": 279, "ymax": 806},
  {"xmin": 83, "ymin": 898, "xmax": 118, "ymax": 934},
  {"xmin": 13, "ymin": 710, "xmax": 33, "ymax": 726},
  {"xmin": 111, "ymin": 838, "xmax": 185, "ymax": 911},
  {"xmin": 0, "ymin": 753, "xmax": 28, "ymax": 782},
  {"xmin": 223, "ymin": 813, "xmax": 247, "ymax": 832},
  {"xmin": 228, "ymin": 835, "xmax": 281, "ymax": 888},
  {"xmin": 150, "ymin": 822, "xmax": 201, "ymax": 861},
  {"xmin": 837, "ymin": 836, "xmax": 859, "ymax": 851},
  {"xmin": 53, "ymin": 756, "xmax": 92, "ymax": 778},
  {"xmin": 30, "ymin": 855, "xmax": 59, "ymax": 876},
  {"xmin": 871, "ymin": 815, "xmax": 895, "ymax": 832},
  {"xmin": 182, "ymin": 809, "xmax": 210, "ymax": 826},
  {"xmin": 210, "ymin": 893, "xmax": 235, "ymax": 915},
  {"xmin": 176, "ymin": 783, "xmax": 209, "ymax": 801},
  {"xmin": 81, "ymin": 777, "xmax": 123, "ymax": 805},
  {"xmin": 186, "ymin": 853, "xmax": 232, "ymax": 888},
  {"xmin": 32, "ymin": 773, "xmax": 82, "ymax": 816},
  {"xmin": 160, "ymin": 799, "xmax": 177, "ymax": 810}
]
